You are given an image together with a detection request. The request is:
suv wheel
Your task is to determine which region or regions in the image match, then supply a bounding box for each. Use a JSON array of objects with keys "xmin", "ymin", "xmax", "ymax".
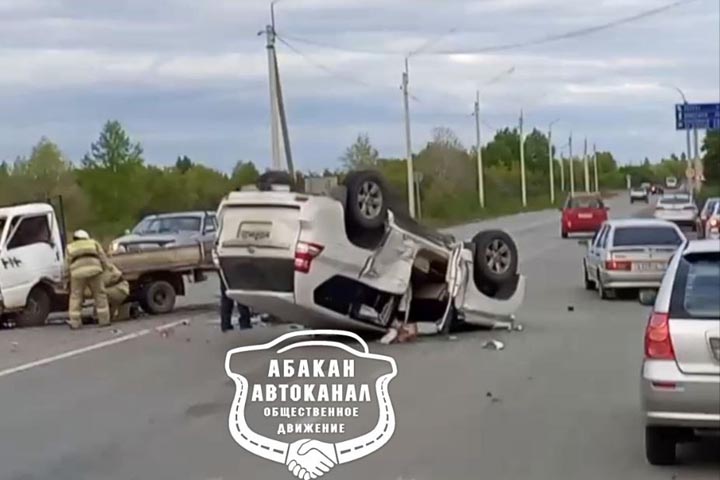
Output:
[
  {"xmin": 344, "ymin": 171, "xmax": 388, "ymax": 230},
  {"xmin": 645, "ymin": 427, "xmax": 677, "ymax": 465},
  {"xmin": 472, "ymin": 230, "xmax": 519, "ymax": 286}
]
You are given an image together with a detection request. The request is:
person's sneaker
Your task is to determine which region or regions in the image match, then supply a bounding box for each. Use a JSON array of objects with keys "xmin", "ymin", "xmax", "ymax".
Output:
[{"xmin": 221, "ymin": 325, "xmax": 234, "ymax": 332}]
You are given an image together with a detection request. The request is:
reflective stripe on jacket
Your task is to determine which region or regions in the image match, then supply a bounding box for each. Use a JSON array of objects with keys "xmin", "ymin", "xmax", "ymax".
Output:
[{"xmin": 67, "ymin": 239, "xmax": 106, "ymax": 279}]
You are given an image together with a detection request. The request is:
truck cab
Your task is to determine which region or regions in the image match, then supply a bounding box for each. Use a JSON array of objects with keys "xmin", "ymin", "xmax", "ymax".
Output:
[{"xmin": 0, "ymin": 203, "xmax": 65, "ymax": 326}]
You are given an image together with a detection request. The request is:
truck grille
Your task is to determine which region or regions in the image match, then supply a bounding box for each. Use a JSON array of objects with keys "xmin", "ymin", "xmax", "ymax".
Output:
[{"xmin": 220, "ymin": 257, "xmax": 294, "ymax": 292}]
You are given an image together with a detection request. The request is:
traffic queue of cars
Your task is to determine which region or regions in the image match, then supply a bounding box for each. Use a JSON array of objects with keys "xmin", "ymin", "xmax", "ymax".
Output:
[{"xmin": 564, "ymin": 190, "xmax": 718, "ymax": 466}]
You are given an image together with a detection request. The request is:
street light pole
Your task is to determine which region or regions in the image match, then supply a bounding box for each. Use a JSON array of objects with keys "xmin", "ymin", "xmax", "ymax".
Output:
[
  {"xmin": 402, "ymin": 57, "xmax": 416, "ymax": 218},
  {"xmin": 569, "ymin": 133, "xmax": 575, "ymax": 196},
  {"xmin": 593, "ymin": 143, "xmax": 599, "ymax": 193},
  {"xmin": 475, "ymin": 91, "xmax": 484, "ymax": 208},
  {"xmin": 583, "ymin": 137, "xmax": 590, "ymax": 193},
  {"xmin": 520, "ymin": 109, "xmax": 527, "ymax": 208},
  {"xmin": 549, "ymin": 120, "xmax": 559, "ymax": 204}
]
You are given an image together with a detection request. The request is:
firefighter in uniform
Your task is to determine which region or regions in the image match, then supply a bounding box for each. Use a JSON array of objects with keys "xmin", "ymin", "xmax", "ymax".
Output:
[
  {"xmin": 87, "ymin": 262, "xmax": 130, "ymax": 322},
  {"xmin": 66, "ymin": 230, "xmax": 111, "ymax": 329}
]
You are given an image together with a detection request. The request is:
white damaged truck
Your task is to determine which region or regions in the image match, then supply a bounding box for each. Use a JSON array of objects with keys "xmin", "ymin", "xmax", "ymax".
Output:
[
  {"xmin": 0, "ymin": 201, "xmax": 215, "ymax": 327},
  {"xmin": 214, "ymin": 171, "xmax": 526, "ymax": 334}
]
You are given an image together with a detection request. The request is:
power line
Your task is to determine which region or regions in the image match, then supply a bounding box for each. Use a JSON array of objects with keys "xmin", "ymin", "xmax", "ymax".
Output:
[
  {"xmin": 429, "ymin": 0, "xmax": 702, "ymax": 55},
  {"xmin": 279, "ymin": 0, "xmax": 701, "ymax": 56}
]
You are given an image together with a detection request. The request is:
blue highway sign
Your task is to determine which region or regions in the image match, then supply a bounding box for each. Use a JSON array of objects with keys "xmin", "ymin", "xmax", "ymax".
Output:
[{"xmin": 676, "ymin": 103, "xmax": 720, "ymax": 130}]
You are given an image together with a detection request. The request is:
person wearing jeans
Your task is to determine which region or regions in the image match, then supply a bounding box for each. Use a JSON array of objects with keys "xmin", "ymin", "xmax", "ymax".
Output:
[{"xmin": 220, "ymin": 280, "xmax": 252, "ymax": 332}]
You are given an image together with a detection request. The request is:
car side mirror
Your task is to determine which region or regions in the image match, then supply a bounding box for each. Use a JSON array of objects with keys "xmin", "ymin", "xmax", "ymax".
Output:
[{"xmin": 638, "ymin": 289, "xmax": 657, "ymax": 306}]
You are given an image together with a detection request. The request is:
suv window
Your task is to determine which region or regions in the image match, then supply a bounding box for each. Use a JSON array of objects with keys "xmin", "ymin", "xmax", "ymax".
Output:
[
  {"xmin": 7, "ymin": 214, "xmax": 52, "ymax": 250},
  {"xmin": 204, "ymin": 215, "xmax": 217, "ymax": 233},
  {"xmin": 670, "ymin": 252, "xmax": 720, "ymax": 320},
  {"xmin": 612, "ymin": 226, "xmax": 682, "ymax": 247},
  {"xmin": 567, "ymin": 197, "xmax": 604, "ymax": 209}
]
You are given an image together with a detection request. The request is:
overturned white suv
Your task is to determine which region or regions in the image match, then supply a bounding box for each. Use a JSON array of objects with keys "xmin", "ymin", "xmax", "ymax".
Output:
[{"xmin": 215, "ymin": 171, "xmax": 525, "ymax": 334}]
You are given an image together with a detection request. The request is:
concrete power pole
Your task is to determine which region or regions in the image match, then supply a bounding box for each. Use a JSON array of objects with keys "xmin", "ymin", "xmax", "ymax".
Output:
[
  {"xmin": 548, "ymin": 122, "xmax": 558, "ymax": 204},
  {"xmin": 475, "ymin": 91, "xmax": 485, "ymax": 208},
  {"xmin": 569, "ymin": 134, "xmax": 575, "ymax": 196},
  {"xmin": 559, "ymin": 153, "xmax": 566, "ymax": 193},
  {"xmin": 593, "ymin": 143, "xmax": 599, "ymax": 193},
  {"xmin": 402, "ymin": 58, "xmax": 416, "ymax": 218},
  {"xmin": 583, "ymin": 137, "xmax": 590, "ymax": 193},
  {"xmin": 520, "ymin": 110, "xmax": 527, "ymax": 208},
  {"xmin": 265, "ymin": 24, "xmax": 282, "ymax": 171}
]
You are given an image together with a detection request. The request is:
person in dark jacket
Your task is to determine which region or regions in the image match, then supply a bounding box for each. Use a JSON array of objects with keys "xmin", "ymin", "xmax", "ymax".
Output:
[{"xmin": 220, "ymin": 280, "xmax": 252, "ymax": 332}]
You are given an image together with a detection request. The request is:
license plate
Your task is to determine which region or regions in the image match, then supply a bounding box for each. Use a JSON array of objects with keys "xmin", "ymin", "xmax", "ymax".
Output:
[
  {"xmin": 238, "ymin": 222, "xmax": 272, "ymax": 243},
  {"xmin": 578, "ymin": 213, "xmax": 593, "ymax": 219},
  {"xmin": 634, "ymin": 262, "xmax": 665, "ymax": 271}
]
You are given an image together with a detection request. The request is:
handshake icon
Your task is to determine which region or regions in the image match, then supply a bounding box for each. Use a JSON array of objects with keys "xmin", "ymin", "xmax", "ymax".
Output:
[{"xmin": 286, "ymin": 439, "xmax": 338, "ymax": 480}]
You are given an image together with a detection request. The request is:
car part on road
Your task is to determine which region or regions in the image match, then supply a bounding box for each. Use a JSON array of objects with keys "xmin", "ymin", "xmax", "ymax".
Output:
[
  {"xmin": 344, "ymin": 170, "xmax": 388, "ymax": 230},
  {"xmin": 472, "ymin": 230, "xmax": 519, "ymax": 286},
  {"xmin": 140, "ymin": 280, "xmax": 176, "ymax": 315},
  {"xmin": 482, "ymin": 340, "xmax": 505, "ymax": 350},
  {"xmin": 16, "ymin": 286, "xmax": 51, "ymax": 328}
]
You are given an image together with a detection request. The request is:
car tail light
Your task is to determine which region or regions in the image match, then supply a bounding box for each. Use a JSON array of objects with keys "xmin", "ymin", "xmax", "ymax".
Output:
[
  {"xmin": 644, "ymin": 311, "xmax": 675, "ymax": 360},
  {"xmin": 709, "ymin": 218, "xmax": 719, "ymax": 228},
  {"xmin": 605, "ymin": 259, "xmax": 632, "ymax": 271},
  {"xmin": 294, "ymin": 241, "xmax": 324, "ymax": 273}
]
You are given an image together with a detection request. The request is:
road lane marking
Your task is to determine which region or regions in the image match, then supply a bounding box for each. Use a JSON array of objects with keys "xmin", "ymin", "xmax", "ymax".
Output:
[{"xmin": 0, "ymin": 318, "xmax": 190, "ymax": 379}]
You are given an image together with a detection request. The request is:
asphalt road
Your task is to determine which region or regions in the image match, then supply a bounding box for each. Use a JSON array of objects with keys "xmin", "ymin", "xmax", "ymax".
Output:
[{"xmin": 1, "ymin": 196, "xmax": 718, "ymax": 480}]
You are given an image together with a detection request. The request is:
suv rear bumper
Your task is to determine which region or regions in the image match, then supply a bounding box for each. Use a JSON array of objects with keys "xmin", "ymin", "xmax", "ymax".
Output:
[{"xmin": 642, "ymin": 360, "xmax": 720, "ymax": 428}]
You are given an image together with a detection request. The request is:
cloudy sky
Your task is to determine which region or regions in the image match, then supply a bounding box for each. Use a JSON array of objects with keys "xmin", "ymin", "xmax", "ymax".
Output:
[{"xmin": 1, "ymin": 0, "xmax": 718, "ymax": 173}]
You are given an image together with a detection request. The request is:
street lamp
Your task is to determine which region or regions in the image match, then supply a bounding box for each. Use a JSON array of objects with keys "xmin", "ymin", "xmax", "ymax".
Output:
[{"xmin": 548, "ymin": 119, "xmax": 560, "ymax": 204}]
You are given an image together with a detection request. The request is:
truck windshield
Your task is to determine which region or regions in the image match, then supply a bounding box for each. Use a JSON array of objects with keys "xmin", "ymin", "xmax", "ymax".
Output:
[{"xmin": 140, "ymin": 216, "xmax": 201, "ymax": 234}]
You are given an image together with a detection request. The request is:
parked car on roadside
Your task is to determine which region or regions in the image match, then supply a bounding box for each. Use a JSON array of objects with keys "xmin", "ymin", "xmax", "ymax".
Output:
[
  {"xmin": 214, "ymin": 170, "xmax": 526, "ymax": 334},
  {"xmin": 695, "ymin": 197, "xmax": 720, "ymax": 238},
  {"xmin": 701, "ymin": 202, "xmax": 720, "ymax": 240},
  {"xmin": 639, "ymin": 239, "xmax": 720, "ymax": 466},
  {"xmin": 109, "ymin": 211, "xmax": 217, "ymax": 254},
  {"xmin": 560, "ymin": 194, "xmax": 608, "ymax": 238},
  {"xmin": 630, "ymin": 187, "xmax": 649, "ymax": 204},
  {"xmin": 581, "ymin": 219, "xmax": 685, "ymax": 299},
  {"xmin": 653, "ymin": 193, "xmax": 698, "ymax": 230}
]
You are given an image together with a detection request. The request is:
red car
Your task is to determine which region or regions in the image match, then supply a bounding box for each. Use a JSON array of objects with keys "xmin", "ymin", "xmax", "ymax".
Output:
[{"xmin": 560, "ymin": 195, "xmax": 608, "ymax": 238}]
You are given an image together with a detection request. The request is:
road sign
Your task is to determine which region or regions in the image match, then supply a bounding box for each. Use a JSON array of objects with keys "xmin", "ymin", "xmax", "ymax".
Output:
[
  {"xmin": 675, "ymin": 103, "xmax": 720, "ymax": 130},
  {"xmin": 686, "ymin": 167, "xmax": 695, "ymax": 179}
]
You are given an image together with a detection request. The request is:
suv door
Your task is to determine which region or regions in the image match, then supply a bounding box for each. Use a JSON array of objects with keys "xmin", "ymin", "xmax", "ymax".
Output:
[{"xmin": 0, "ymin": 213, "xmax": 61, "ymax": 309}]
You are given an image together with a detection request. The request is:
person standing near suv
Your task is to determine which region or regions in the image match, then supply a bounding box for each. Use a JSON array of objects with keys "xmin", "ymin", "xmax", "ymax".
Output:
[{"xmin": 220, "ymin": 280, "xmax": 252, "ymax": 332}]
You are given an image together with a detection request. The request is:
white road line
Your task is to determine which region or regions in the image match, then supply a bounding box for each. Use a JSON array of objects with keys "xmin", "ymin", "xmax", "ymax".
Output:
[{"xmin": 0, "ymin": 318, "xmax": 190, "ymax": 380}]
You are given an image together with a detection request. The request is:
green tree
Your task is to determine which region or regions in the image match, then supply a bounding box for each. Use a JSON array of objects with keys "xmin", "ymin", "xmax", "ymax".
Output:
[
  {"xmin": 340, "ymin": 134, "xmax": 379, "ymax": 170},
  {"xmin": 231, "ymin": 161, "xmax": 260, "ymax": 188},
  {"xmin": 82, "ymin": 120, "xmax": 144, "ymax": 171},
  {"xmin": 702, "ymin": 131, "xmax": 720, "ymax": 185},
  {"xmin": 175, "ymin": 155, "xmax": 194, "ymax": 174}
]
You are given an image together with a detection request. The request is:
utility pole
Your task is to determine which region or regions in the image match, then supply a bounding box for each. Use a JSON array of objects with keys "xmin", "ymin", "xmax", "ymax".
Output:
[
  {"xmin": 693, "ymin": 127, "xmax": 700, "ymax": 191},
  {"xmin": 583, "ymin": 137, "xmax": 590, "ymax": 193},
  {"xmin": 520, "ymin": 109, "xmax": 527, "ymax": 208},
  {"xmin": 548, "ymin": 120, "xmax": 559, "ymax": 204},
  {"xmin": 569, "ymin": 134, "xmax": 575, "ymax": 196},
  {"xmin": 402, "ymin": 57, "xmax": 416, "ymax": 218},
  {"xmin": 559, "ymin": 153, "xmax": 565, "ymax": 192},
  {"xmin": 474, "ymin": 91, "xmax": 484, "ymax": 208},
  {"xmin": 593, "ymin": 143, "xmax": 599, "ymax": 193},
  {"xmin": 265, "ymin": 23, "xmax": 281, "ymax": 171}
]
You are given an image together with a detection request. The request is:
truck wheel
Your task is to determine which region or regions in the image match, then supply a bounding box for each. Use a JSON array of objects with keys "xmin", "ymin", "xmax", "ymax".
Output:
[
  {"xmin": 472, "ymin": 230, "xmax": 518, "ymax": 286},
  {"xmin": 141, "ymin": 281, "xmax": 176, "ymax": 315},
  {"xmin": 344, "ymin": 170, "xmax": 388, "ymax": 230},
  {"xmin": 645, "ymin": 427, "xmax": 677, "ymax": 465},
  {"xmin": 17, "ymin": 286, "xmax": 51, "ymax": 328}
]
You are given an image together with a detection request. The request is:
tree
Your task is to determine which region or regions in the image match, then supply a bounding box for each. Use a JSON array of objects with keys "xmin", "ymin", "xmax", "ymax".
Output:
[
  {"xmin": 82, "ymin": 120, "xmax": 144, "ymax": 171},
  {"xmin": 231, "ymin": 161, "xmax": 260, "ymax": 188},
  {"xmin": 702, "ymin": 131, "xmax": 720, "ymax": 185},
  {"xmin": 340, "ymin": 134, "xmax": 379, "ymax": 170},
  {"xmin": 175, "ymin": 155, "xmax": 194, "ymax": 174}
]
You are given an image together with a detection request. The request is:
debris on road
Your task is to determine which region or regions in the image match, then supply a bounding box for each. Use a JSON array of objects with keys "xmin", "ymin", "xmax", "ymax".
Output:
[
  {"xmin": 111, "ymin": 328, "xmax": 123, "ymax": 336},
  {"xmin": 287, "ymin": 324, "xmax": 305, "ymax": 331},
  {"xmin": 567, "ymin": 305, "xmax": 575, "ymax": 312},
  {"xmin": 448, "ymin": 335, "xmax": 458, "ymax": 341},
  {"xmin": 380, "ymin": 322, "xmax": 419, "ymax": 344},
  {"xmin": 482, "ymin": 340, "xmax": 505, "ymax": 351},
  {"xmin": 514, "ymin": 324, "xmax": 525, "ymax": 332},
  {"xmin": 10, "ymin": 341, "xmax": 19, "ymax": 352}
]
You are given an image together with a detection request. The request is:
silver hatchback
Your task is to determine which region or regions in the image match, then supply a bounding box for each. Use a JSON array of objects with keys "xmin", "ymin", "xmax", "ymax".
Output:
[
  {"xmin": 640, "ymin": 239, "xmax": 720, "ymax": 465},
  {"xmin": 582, "ymin": 219, "xmax": 686, "ymax": 299}
]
